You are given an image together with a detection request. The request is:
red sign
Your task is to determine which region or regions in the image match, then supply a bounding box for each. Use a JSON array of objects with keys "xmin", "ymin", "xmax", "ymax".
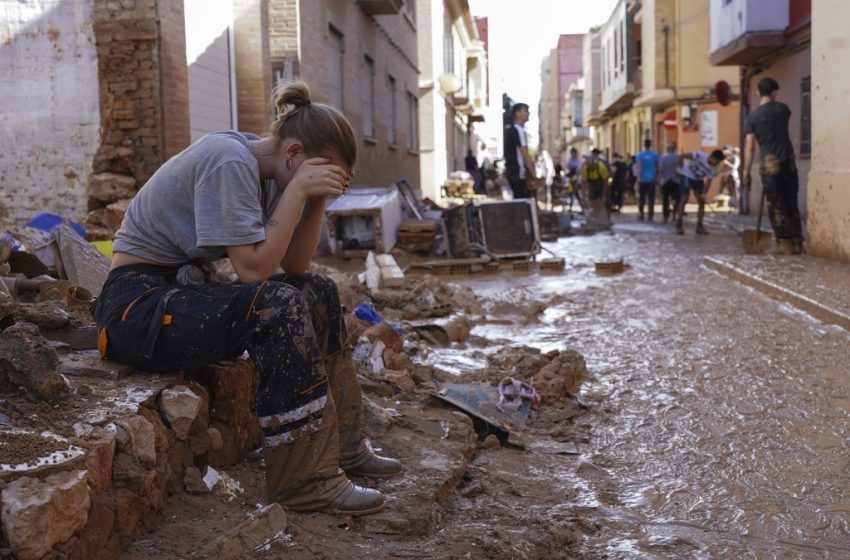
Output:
[
  {"xmin": 716, "ymin": 80, "xmax": 732, "ymax": 106},
  {"xmin": 662, "ymin": 111, "xmax": 677, "ymax": 130}
]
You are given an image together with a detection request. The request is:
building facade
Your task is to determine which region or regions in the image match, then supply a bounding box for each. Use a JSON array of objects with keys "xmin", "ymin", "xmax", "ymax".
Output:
[
  {"xmin": 417, "ymin": 0, "xmax": 486, "ymax": 201},
  {"xmin": 539, "ymin": 34, "xmax": 583, "ymax": 164},
  {"xmin": 709, "ymin": 0, "xmax": 811, "ymax": 216},
  {"xmin": 0, "ymin": 0, "xmax": 421, "ymax": 231}
]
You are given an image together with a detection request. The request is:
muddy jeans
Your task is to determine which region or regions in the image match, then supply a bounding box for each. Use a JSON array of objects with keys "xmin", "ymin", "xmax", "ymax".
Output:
[
  {"xmin": 91, "ymin": 264, "xmax": 369, "ymax": 504},
  {"xmin": 760, "ymin": 157, "xmax": 803, "ymax": 241}
]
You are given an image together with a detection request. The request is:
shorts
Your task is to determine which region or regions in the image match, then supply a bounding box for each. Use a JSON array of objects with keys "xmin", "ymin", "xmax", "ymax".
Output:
[{"xmin": 679, "ymin": 177, "xmax": 706, "ymax": 199}]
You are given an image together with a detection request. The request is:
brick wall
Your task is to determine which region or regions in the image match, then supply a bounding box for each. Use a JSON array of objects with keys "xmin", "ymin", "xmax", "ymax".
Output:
[
  {"xmin": 234, "ymin": 0, "xmax": 273, "ymax": 135},
  {"xmin": 92, "ymin": 0, "xmax": 162, "ymax": 187},
  {"xmin": 292, "ymin": 1, "xmax": 420, "ymax": 190},
  {"xmin": 269, "ymin": 0, "xmax": 299, "ymax": 81}
]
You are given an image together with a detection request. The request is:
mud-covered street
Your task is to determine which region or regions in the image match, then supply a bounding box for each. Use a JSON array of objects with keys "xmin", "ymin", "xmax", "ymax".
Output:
[{"xmin": 429, "ymin": 218, "xmax": 850, "ymax": 559}]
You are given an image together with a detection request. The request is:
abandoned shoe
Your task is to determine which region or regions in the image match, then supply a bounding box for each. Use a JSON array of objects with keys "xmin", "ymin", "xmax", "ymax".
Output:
[{"xmin": 345, "ymin": 453, "xmax": 403, "ymax": 478}]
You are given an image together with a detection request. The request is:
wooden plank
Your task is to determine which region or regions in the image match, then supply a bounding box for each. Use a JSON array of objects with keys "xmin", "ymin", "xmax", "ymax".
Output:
[{"xmin": 57, "ymin": 221, "xmax": 111, "ymax": 296}]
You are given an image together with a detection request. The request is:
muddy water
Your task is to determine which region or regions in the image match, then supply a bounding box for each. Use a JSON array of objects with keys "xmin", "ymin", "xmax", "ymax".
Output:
[{"xmin": 425, "ymin": 221, "xmax": 850, "ymax": 559}]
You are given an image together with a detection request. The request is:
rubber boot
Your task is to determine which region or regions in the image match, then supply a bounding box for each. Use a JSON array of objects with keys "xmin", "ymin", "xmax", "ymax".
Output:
[
  {"xmin": 264, "ymin": 391, "xmax": 384, "ymax": 515},
  {"xmin": 328, "ymin": 345, "xmax": 403, "ymax": 478}
]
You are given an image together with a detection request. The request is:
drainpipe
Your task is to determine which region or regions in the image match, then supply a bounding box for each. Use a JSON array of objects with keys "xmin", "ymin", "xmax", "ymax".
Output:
[{"xmin": 662, "ymin": 23, "xmax": 670, "ymax": 88}]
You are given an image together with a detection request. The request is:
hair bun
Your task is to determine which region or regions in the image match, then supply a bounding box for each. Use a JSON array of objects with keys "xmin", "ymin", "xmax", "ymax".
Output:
[{"xmin": 272, "ymin": 80, "xmax": 313, "ymax": 118}]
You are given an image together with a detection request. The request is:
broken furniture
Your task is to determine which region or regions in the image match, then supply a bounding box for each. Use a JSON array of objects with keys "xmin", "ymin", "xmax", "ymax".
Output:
[{"xmin": 326, "ymin": 185, "xmax": 403, "ymax": 257}]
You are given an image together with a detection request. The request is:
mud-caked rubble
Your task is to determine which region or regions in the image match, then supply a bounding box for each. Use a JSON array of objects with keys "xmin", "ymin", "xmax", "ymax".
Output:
[{"xmin": 0, "ymin": 255, "xmax": 593, "ymax": 559}]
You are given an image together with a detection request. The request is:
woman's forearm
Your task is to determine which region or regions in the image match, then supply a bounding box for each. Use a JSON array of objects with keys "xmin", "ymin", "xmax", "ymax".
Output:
[
  {"xmin": 226, "ymin": 189, "xmax": 305, "ymax": 283},
  {"xmin": 281, "ymin": 197, "xmax": 326, "ymax": 274}
]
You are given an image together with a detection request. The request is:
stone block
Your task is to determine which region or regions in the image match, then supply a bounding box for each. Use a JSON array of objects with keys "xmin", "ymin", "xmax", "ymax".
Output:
[
  {"xmin": 193, "ymin": 503, "xmax": 287, "ymax": 560},
  {"xmin": 159, "ymin": 385, "xmax": 202, "ymax": 440},
  {"xmin": 112, "ymin": 415, "xmax": 156, "ymax": 466},
  {"xmin": 1, "ymin": 469, "xmax": 91, "ymax": 560},
  {"xmin": 84, "ymin": 427, "xmax": 116, "ymax": 492},
  {"xmin": 88, "ymin": 172, "xmax": 137, "ymax": 203},
  {"xmin": 0, "ymin": 322, "xmax": 67, "ymax": 402}
]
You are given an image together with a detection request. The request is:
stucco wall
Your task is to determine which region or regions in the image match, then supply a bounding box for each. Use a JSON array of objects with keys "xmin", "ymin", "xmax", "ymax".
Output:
[
  {"xmin": 0, "ymin": 1, "xmax": 100, "ymax": 227},
  {"xmin": 807, "ymin": 0, "xmax": 850, "ymax": 260}
]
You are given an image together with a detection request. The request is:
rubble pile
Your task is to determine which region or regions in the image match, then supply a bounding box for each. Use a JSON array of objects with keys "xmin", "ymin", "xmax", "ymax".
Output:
[
  {"xmin": 0, "ymin": 359, "xmax": 263, "ymax": 560},
  {"xmin": 459, "ymin": 346, "xmax": 588, "ymax": 405}
]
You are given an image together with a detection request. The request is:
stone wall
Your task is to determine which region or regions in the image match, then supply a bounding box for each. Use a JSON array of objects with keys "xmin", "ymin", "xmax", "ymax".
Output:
[
  {"xmin": 0, "ymin": 360, "xmax": 261, "ymax": 560},
  {"xmin": 0, "ymin": 1, "xmax": 100, "ymax": 228}
]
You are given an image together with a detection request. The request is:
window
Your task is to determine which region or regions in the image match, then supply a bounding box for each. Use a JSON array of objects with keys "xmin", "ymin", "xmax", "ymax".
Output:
[
  {"xmin": 388, "ymin": 75, "xmax": 397, "ymax": 145},
  {"xmin": 362, "ymin": 55, "xmax": 375, "ymax": 138},
  {"xmin": 620, "ymin": 20, "xmax": 625, "ymax": 73},
  {"xmin": 800, "ymin": 76, "xmax": 811, "ymax": 157},
  {"xmin": 327, "ymin": 26, "xmax": 344, "ymax": 109},
  {"xmin": 406, "ymin": 90, "xmax": 419, "ymax": 151},
  {"xmin": 614, "ymin": 28, "xmax": 619, "ymax": 77}
]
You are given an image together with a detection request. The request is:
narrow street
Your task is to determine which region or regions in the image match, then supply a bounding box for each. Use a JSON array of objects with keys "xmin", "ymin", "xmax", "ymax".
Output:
[{"xmin": 433, "ymin": 216, "xmax": 850, "ymax": 559}]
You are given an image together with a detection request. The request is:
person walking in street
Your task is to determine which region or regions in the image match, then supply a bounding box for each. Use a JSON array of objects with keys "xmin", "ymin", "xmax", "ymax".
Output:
[
  {"xmin": 580, "ymin": 148, "xmax": 610, "ymax": 228},
  {"xmin": 465, "ymin": 149, "xmax": 483, "ymax": 193},
  {"xmin": 504, "ymin": 102, "xmax": 539, "ymax": 199},
  {"xmin": 675, "ymin": 149, "xmax": 726, "ymax": 235},
  {"xmin": 564, "ymin": 147, "xmax": 583, "ymax": 215},
  {"xmin": 609, "ymin": 153, "xmax": 629, "ymax": 212},
  {"xmin": 91, "ymin": 80, "xmax": 402, "ymax": 517},
  {"xmin": 742, "ymin": 77, "xmax": 804, "ymax": 254},
  {"xmin": 636, "ymin": 139, "xmax": 661, "ymax": 221},
  {"xmin": 660, "ymin": 142, "xmax": 681, "ymax": 223}
]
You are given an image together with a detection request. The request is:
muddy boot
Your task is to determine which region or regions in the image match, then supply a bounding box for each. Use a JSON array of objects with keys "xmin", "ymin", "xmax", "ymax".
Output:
[
  {"xmin": 345, "ymin": 443, "xmax": 403, "ymax": 478},
  {"xmin": 695, "ymin": 223, "xmax": 708, "ymax": 235},
  {"xmin": 792, "ymin": 237, "xmax": 805, "ymax": 254},
  {"xmin": 327, "ymin": 345, "xmax": 403, "ymax": 478},
  {"xmin": 775, "ymin": 238, "xmax": 794, "ymax": 255},
  {"xmin": 676, "ymin": 219, "xmax": 684, "ymax": 235},
  {"xmin": 265, "ymin": 392, "xmax": 384, "ymax": 515}
]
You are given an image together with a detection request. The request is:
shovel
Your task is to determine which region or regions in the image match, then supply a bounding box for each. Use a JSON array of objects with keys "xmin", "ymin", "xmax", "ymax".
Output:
[{"xmin": 742, "ymin": 187, "xmax": 771, "ymax": 254}]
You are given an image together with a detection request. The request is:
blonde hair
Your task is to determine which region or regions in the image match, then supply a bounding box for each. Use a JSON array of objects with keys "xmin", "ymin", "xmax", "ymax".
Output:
[{"xmin": 270, "ymin": 80, "xmax": 357, "ymax": 168}]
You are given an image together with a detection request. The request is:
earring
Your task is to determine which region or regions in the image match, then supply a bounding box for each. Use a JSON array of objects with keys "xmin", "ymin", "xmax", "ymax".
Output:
[{"xmin": 285, "ymin": 158, "xmax": 292, "ymax": 170}]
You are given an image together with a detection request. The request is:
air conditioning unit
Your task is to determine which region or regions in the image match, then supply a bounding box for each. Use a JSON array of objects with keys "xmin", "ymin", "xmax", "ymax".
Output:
[
  {"xmin": 356, "ymin": 0, "xmax": 403, "ymax": 15},
  {"xmin": 443, "ymin": 200, "xmax": 540, "ymax": 259}
]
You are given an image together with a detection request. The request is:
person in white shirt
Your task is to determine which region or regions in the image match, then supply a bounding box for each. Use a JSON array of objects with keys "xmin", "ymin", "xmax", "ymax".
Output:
[{"xmin": 675, "ymin": 149, "xmax": 725, "ymax": 235}]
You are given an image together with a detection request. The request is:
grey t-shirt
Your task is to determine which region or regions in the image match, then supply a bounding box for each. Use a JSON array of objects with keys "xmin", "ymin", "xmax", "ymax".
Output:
[
  {"xmin": 660, "ymin": 152, "xmax": 680, "ymax": 183},
  {"xmin": 113, "ymin": 131, "xmax": 280, "ymax": 265}
]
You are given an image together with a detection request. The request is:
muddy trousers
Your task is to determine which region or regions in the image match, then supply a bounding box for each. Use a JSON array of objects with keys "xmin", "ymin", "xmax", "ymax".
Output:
[
  {"xmin": 92, "ymin": 264, "xmax": 369, "ymax": 508},
  {"xmin": 760, "ymin": 159, "xmax": 803, "ymax": 241},
  {"xmin": 661, "ymin": 180, "xmax": 680, "ymax": 221}
]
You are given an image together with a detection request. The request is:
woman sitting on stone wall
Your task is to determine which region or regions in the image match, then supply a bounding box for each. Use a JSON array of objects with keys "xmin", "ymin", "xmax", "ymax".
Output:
[{"xmin": 91, "ymin": 80, "xmax": 402, "ymax": 516}]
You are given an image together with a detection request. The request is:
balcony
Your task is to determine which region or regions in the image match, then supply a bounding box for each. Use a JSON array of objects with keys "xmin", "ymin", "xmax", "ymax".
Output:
[
  {"xmin": 356, "ymin": 0, "xmax": 403, "ymax": 16},
  {"xmin": 709, "ymin": 0, "xmax": 790, "ymax": 66}
]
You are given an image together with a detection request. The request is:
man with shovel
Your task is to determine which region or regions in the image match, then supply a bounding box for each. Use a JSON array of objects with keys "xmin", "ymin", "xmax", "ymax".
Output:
[{"xmin": 742, "ymin": 77, "xmax": 804, "ymax": 254}]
